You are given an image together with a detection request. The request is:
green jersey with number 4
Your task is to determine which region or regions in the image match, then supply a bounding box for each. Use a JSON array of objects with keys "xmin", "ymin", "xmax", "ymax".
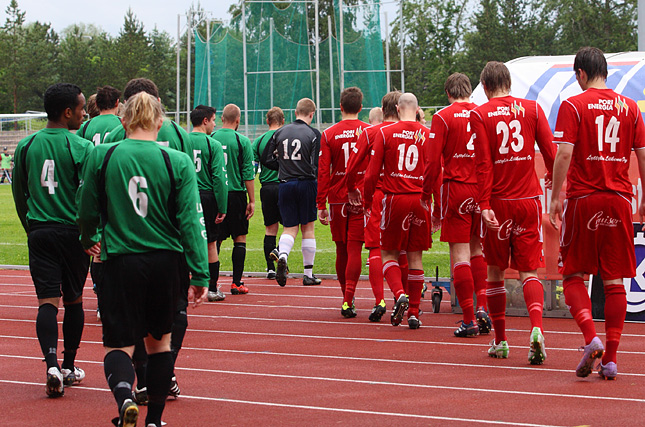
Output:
[
  {"xmin": 188, "ymin": 132, "xmax": 228, "ymax": 213},
  {"xmin": 77, "ymin": 114, "xmax": 122, "ymax": 146},
  {"xmin": 12, "ymin": 128, "xmax": 93, "ymax": 232},
  {"xmin": 77, "ymin": 139, "xmax": 209, "ymax": 288}
]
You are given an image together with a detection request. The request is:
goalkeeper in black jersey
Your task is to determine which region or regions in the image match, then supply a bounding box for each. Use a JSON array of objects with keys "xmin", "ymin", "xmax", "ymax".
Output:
[{"xmin": 12, "ymin": 83, "xmax": 94, "ymax": 398}]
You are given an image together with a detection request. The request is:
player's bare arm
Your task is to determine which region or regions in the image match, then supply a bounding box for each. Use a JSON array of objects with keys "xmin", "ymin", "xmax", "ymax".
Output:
[{"xmin": 549, "ymin": 143, "xmax": 573, "ymax": 230}]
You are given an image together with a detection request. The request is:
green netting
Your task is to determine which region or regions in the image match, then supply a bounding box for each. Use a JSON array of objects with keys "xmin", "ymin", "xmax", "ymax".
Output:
[{"xmin": 194, "ymin": 1, "xmax": 387, "ymax": 132}]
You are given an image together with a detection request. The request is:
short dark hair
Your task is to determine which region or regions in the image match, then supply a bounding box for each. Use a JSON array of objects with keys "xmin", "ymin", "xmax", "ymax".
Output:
[
  {"xmin": 480, "ymin": 61, "xmax": 511, "ymax": 94},
  {"xmin": 95, "ymin": 85, "xmax": 121, "ymax": 111},
  {"xmin": 444, "ymin": 73, "xmax": 472, "ymax": 99},
  {"xmin": 266, "ymin": 106, "xmax": 285, "ymax": 126},
  {"xmin": 190, "ymin": 105, "xmax": 217, "ymax": 127},
  {"xmin": 381, "ymin": 91, "xmax": 401, "ymax": 119},
  {"xmin": 574, "ymin": 46, "xmax": 608, "ymax": 81},
  {"xmin": 123, "ymin": 78, "xmax": 158, "ymax": 101},
  {"xmin": 340, "ymin": 87, "xmax": 363, "ymax": 114},
  {"xmin": 86, "ymin": 94, "xmax": 100, "ymax": 118},
  {"xmin": 44, "ymin": 83, "xmax": 83, "ymax": 121}
]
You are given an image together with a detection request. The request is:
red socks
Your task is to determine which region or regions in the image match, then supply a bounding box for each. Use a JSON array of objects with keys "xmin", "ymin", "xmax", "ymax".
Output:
[
  {"xmin": 471, "ymin": 255, "xmax": 488, "ymax": 310},
  {"xmin": 368, "ymin": 248, "xmax": 384, "ymax": 304},
  {"xmin": 603, "ymin": 284, "xmax": 626, "ymax": 364},
  {"xmin": 335, "ymin": 242, "xmax": 348, "ymax": 296},
  {"xmin": 522, "ymin": 277, "xmax": 544, "ymax": 331},
  {"xmin": 398, "ymin": 252, "xmax": 409, "ymax": 294},
  {"xmin": 562, "ymin": 276, "xmax": 596, "ymax": 345},
  {"xmin": 486, "ymin": 280, "xmax": 507, "ymax": 343},
  {"xmin": 453, "ymin": 262, "xmax": 475, "ymax": 324},
  {"xmin": 407, "ymin": 269, "xmax": 424, "ymax": 318},
  {"xmin": 383, "ymin": 260, "xmax": 404, "ymax": 300},
  {"xmin": 343, "ymin": 241, "xmax": 363, "ymax": 304}
]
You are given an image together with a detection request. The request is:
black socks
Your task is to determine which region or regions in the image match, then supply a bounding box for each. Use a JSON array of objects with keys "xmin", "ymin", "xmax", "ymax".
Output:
[{"xmin": 36, "ymin": 303, "xmax": 59, "ymax": 369}]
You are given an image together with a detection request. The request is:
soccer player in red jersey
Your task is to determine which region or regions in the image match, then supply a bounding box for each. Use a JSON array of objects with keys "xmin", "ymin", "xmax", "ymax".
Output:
[
  {"xmin": 550, "ymin": 47, "xmax": 645, "ymax": 380},
  {"xmin": 317, "ymin": 87, "xmax": 369, "ymax": 318},
  {"xmin": 471, "ymin": 62, "xmax": 556, "ymax": 363},
  {"xmin": 423, "ymin": 73, "xmax": 491, "ymax": 338},
  {"xmin": 364, "ymin": 93, "xmax": 431, "ymax": 328},
  {"xmin": 347, "ymin": 91, "xmax": 401, "ymax": 321}
]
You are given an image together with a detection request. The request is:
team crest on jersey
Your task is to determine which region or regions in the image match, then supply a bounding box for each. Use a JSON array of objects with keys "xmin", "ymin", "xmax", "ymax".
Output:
[
  {"xmin": 511, "ymin": 101, "xmax": 525, "ymax": 118},
  {"xmin": 413, "ymin": 129, "xmax": 426, "ymax": 145},
  {"xmin": 615, "ymin": 97, "xmax": 629, "ymax": 115},
  {"xmin": 356, "ymin": 127, "xmax": 363, "ymax": 138}
]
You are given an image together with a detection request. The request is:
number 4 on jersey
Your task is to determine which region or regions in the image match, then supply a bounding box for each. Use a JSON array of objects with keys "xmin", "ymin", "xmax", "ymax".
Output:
[{"xmin": 41, "ymin": 159, "xmax": 58, "ymax": 194}]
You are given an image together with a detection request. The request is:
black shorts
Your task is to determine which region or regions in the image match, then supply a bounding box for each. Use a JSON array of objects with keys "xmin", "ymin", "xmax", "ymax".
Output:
[
  {"xmin": 260, "ymin": 182, "xmax": 281, "ymax": 226},
  {"xmin": 278, "ymin": 180, "xmax": 317, "ymax": 227},
  {"xmin": 176, "ymin": 254, "xmax": 190, "ymax": 312},
  {"xmin": 219, "ymin": 191, "xmax": 249, "ymax": 240},
  {"xmin": 99, "ymin": 250, "xmax": 181, "ymax": 348},
  {"xmin": 200, "ymin": 191, "xmax": 221, "ymax": 243},
  {"xmin": 28, "ymin": 224, "xmax": 89, "ymax": 302}
]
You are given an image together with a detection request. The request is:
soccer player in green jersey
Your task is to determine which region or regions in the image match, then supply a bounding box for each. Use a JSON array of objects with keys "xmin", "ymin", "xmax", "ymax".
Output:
[
  {"xmin": 0, "ymin": 146, "xmax": 12, "ymax": 183},
  {"xmin": 103, "ymin": 78, "xmax": 192, "ymax": 158},
  {"xmin": 12, "ymin": 83, "xmax": 94, "ymax": 398},
  {"xmin": 76, "ymin": 85, "xmax": 122, "ymax": 146},
  {"xmin": 78, "ymin": 92, "xmax": 209, "ymax": 427},
  {"xmin": 188, "ymin": 105, "xmax": 228, "ymax": 302},
  {"xmin": 213, "ymin": 104, "xmax": 255, "ymax": 294},
  {"xmin": 252, "ymin": 107, "xmax": 284, "ymax": 279}
]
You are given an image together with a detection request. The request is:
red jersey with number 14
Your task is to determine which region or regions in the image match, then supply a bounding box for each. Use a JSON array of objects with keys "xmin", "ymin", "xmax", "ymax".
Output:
[
  {"xmin": 553, "ymin": 87, "xmax": 645, "ymax": 199},
  {"xmin": 317, "ymin": 119, "xmax": 368, "ymax": 209},
  {"xmin": 471, "ymin": 96, "xmax": 555, "ymax": 210},
  {"xmin": 364, "ymin": 121, "xmax": 430, "ymax": 205}
]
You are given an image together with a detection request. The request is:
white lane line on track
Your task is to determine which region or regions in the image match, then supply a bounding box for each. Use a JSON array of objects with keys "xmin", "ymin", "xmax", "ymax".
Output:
[
  {"xmin": 1, "ymin": 302, "xmax": 643, "ymax": 339},
  {"xmin": 1, "ymin": 334, "xmax": 645, "ymax": 378},
  {"xmin": 0, "ymin": 379, "xmax": 563, "ymax": 427}
]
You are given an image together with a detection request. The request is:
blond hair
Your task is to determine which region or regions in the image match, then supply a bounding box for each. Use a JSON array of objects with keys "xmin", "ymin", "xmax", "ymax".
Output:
[{"xmin": 123, "ymin": 92, "xmax": 165, "ymax": 134}]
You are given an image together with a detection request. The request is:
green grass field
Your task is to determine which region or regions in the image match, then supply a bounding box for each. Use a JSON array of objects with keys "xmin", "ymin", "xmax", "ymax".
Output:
[{"xmin": 0, "ymin": 181, "xmax": 451, "ymax": 277}]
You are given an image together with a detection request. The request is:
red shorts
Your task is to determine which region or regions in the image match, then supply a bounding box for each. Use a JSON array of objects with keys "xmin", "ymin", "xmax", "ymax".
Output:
[
  {"xmin": 379, "ymin": 193, "xmax": 429, "ymax": 252},
  {"xmin": 559, "ymin": 192, "xmax": 635, "ymax": 280},
  {"xmin": 364, "ymin": 188, "xmax": 384, "ymax": 248},
  {"xmin": 482, "ymin": 198, "xmax": 545, "ymax": 271},
  {"xmin": 439, "ymin": 181, "xmax": 481, "ymax": 243},
  {"xmin": 329, "ymin": 203, "xmax": 364, "ymax": 243}
]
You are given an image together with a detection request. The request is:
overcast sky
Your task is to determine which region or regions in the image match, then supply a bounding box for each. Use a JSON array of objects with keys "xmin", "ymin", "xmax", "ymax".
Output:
[{"xmin": 0, "ymin": 0, "xmax": 240, "ymax": 37}]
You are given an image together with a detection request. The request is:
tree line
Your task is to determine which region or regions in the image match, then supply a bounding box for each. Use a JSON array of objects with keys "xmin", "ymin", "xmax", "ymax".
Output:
[{"xmin": 0, "ymin": 0, "xmax": 638, "ymax": 116}]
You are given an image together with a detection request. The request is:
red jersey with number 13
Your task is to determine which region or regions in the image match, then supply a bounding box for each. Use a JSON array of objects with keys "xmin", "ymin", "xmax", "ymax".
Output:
[
  {"xmin": 365, "ymin": 121, "xmax": 430, "ymax": 204},
  {"xmin": 317, "ymin": 119, "xmax": 368, "ymax": 209},
  {"xmin": 553, "ymin": 87, "xmax": 645, "ymax": 199},
  {"xmin": 471, "ymin": 96, "xmax": 555, "ymax": 210}
]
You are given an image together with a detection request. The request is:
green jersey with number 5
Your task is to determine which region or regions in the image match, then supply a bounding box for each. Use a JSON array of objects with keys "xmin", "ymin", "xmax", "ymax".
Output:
[
  {"xmin": 12, "ymin": 128, "xmax": 93, "ymax": 233},
  {"xmin": 77, "ymin": 139, "xmax": 209, "ymax": 287},
  {"xmin": 188, "ymin": 132, "xmax": 228, "ymax": 213}
]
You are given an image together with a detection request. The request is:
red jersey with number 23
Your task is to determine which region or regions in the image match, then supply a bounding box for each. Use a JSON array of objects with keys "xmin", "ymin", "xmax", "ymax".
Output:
[
  {"xmin": 471, "ymin": 96, "xmax": 555, "ymax": 210},
  {"xmin": 317, "ymin": 119, "xmax": 368, "ymax": 209},
  {"xmin": 553, "ymin": 87, "xmax": 645, "ymax": 199},
  {"xmin": 364, "ymin": 121, "xmax": 430, "ymax": 206}
]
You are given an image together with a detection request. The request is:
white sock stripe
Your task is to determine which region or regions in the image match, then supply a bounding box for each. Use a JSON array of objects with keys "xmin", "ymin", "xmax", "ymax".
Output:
[
  {"xmin": 382, "ymin": 261, "xmax": 399, "ymax": 275},
  {"xmin": 522, "ymin": 277, "xmax": 543, "ymax": 288},
  {"xmin": 408, "ymin": 274, "xmax": 425, "ymax": 281},
  {"xmin": 486, "ymin": 288, "xmax": 507, "ymax": 296},
  {"xmin": 453, "ymin": 262, "xmax": 471, "ymax": 269}
]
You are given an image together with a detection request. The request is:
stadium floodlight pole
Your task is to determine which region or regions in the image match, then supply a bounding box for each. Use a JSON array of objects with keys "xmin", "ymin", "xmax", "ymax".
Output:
[
  {"xmin": 399, "ymin": 0, "xmax": 404, "ymax": 92},
  {"xmin": 315, "ymin": 0, "xmax": 321, "ymax": 130},
  {"xmin": 640, "ymin": 0, "xmax": 645, "ymax": 50},
  {"xmin": 207, "ymin": 18, "xmax": 212, "ymax": 107},
  {"xmin": 187, "ymin": 7, "xmax": 192, "ymax": 127},
  {"xmin": 384, "ymin": 11, "xmax": 391, "ymax": 93},
  {"xmin": 243, "ymin": 1, "xmax": 249, "ymax": 136},
  {"xmin": 339, "ymin": 0, "xmax": 344, "ymax": 91},
  {"xmin": 270, "ymin": 18, "xmax": 274, "ymax": 108},
  {"xmin": 328, "ymin": 15, "xmax": 335, "ymax": 123},
  {"xmin": 176, "ymin": 14, "xmax": 181, "ymax": 124}
]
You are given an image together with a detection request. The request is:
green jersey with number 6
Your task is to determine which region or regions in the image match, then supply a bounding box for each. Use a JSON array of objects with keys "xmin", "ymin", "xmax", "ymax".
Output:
[
  {"xmin": 188, "ymin": 132, "xmax": 228, "ymax": 213},
  {"xmin": 12, "ymin": 128, "xmax": 93, "ymax": 233},
  {"xmin": 77, "ymin": 139, "xmax": 209, "ymax": 288},
  {"xmin": 211, "ymin": 128, "xmax": 254, "ymax": 192},
  {"xmin": 77, "ymin": 114, "xmax": 122, "ymax": 146}
]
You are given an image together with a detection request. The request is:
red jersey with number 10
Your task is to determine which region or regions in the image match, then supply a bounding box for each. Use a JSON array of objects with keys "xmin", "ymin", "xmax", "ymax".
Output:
[
  {"xmin": 364, "ymin": 121, "xmax": 430, "ymax": 205},
  {"xmin": 553, "ymin": 87, "xmax": 645, "ymax": 199},
  {"xmin": 471, "ymin": 96, "xmax": 555, "ymax": 210},
  {"xmin": 317, "ymin": 119, "xmax": 368, "ymax": 209}
]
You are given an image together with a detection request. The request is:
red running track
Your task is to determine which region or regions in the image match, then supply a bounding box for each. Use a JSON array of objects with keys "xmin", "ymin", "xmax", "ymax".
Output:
[{"xmin": 0, "ymin": 269, "xmax": 644, "ymax": 426}]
